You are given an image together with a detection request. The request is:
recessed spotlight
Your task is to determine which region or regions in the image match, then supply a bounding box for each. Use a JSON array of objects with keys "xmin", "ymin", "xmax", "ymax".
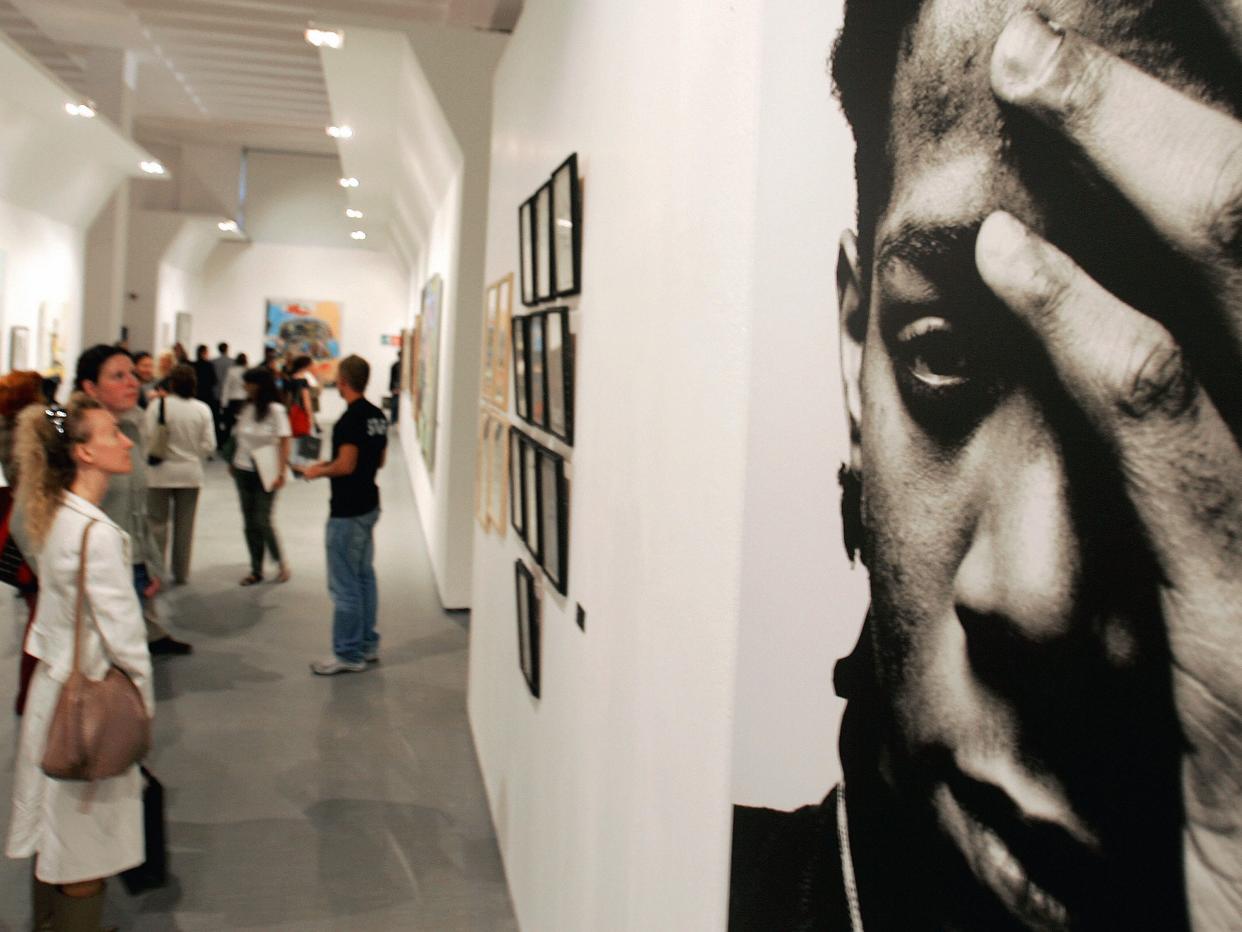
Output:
[
  {"xmin": 346, "ymin": 208, "xmax": 363, "ymax": 219},
  {"xmin": 305, "ymin": 27, "xmax": 343, "ymax": 49},
  {"xmin": 350, "ymin": 231, "xmax": 367, "ymax": 241},
  {"xmin": 326, "ymin": 125, "xmax": 353, "ymax": 139},
  {"xmin": 338, "ymin": 177, "xmax": 359, "ymax": 188},
  {"xmin": 218, "ymin": 220, "xmax": 239, "ymax": 233},
  {"xmin": 65, "ymin": 102, "xmax": 96, "ymax": 118},
  {"xmin": 140, "ymin": 160, "xmax": 166, "ymax": 175}
]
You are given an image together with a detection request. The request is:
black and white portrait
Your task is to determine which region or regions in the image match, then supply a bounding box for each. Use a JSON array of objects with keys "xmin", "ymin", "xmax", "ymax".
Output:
[{"xmin": 729, "ymin": 1, "xmax": 1242, "ymax": 930}]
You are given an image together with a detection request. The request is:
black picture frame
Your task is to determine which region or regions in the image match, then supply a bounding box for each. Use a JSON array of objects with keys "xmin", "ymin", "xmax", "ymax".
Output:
[
  {"xmin": 509, "ymin": 425, "xmax": 524, "ymax": 538},
  {"xmin": 524, "ymin": 435, "xmax": 541, "ymax": 564},
  {"xmin": 515, "ymin": 560, "xmax": 540, "ymax": 699},
  {"xmin": 536, "ymin": 445, "xmax": 570, "ymax": 595},
  {"xmin": 519, "ymin": 196, "xmax": 536, "ymax": 307},
  {"xmin": 528, "ymin": 313, "xmax": 547, "ymax": 430},
  {"xmin": 512, "ymin": 314, "xmax": 529, "ymax": 421},
  {"xmin": 551, "ymin": 153, "xmax": 582, "ymax": 298},
  {"xmin": 541, "ymin": 307, "xmax": 574, "ymax": 444},
  {"xmin": 534, "ymin": 181, "xmax": 555, "ymax": 303}
]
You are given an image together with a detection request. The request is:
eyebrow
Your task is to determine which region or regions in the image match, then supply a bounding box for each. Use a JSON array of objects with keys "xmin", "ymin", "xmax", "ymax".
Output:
[{"xmin": 875, "ymin": 221, "xmax": 981, "ymax": 279}]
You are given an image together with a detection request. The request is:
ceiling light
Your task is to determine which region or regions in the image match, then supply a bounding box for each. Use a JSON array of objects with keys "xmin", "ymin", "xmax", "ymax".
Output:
[
  {"xmin": 305, "ymin": 28, "xmax": 343, "ymax": 49},
  {"xmin": 338, "ymin": 177, "xmax": 359, "ymax": 188},
  {"xmin": 326, "ymin": 125, "xmax": 353, "ymax": 139},
  {"xmin": 346, "ymin": 208, "xmax": 363, "ymax": 219},
  {"xmin": 140, "ymin": 160, "xmax": 166, "ymax": 175},
  {"xmin": 218, "ymin": 220, "xmax": 239, "ymax": 233},
  {"xmin": 351, "ymin": 231, "xmax": 367, "ymax": 241},
  {"xmin": 65, "ymin": 102, "xmax": 95, "ymax": 118}
]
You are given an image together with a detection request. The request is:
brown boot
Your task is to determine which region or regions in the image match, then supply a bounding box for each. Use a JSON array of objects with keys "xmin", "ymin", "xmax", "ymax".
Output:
[
  {"xmin": 31, "ymin": 868, "xmax": 54, "ymax": 931},
  {"xmin": 51, "ymin": 885, "xmax": 107, "ymax": 932}
]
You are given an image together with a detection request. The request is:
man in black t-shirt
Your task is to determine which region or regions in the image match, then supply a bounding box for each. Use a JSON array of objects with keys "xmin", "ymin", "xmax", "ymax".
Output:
[{"xmin": 296, "ymin": 355, "xmax": 389, "ymax": 675}]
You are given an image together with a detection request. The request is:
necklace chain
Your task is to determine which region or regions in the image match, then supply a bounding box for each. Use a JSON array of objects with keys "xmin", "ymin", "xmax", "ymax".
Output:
[{"xmin": 837, "ymin": 782, "xmax": 864, "ymax": 932}]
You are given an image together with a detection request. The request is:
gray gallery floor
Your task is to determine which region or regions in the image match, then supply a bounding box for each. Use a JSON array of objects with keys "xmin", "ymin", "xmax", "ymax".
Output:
[{"xmin": 0, "ymin": 440, "xmax": 517, "ymax": 931}]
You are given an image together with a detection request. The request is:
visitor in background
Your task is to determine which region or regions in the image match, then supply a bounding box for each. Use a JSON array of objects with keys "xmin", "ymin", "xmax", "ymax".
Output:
[
  {"xmin": 230, "ymin": 367, "xmax": 291, "ymax": 586},
  {"xmin": 133, "ymin": 351, "xmax": 155, "ymax": 410},
  {"xmin": 5, "ymin": 395, "xmax": 154, "ymax": 931},
  {"xmin": 220, "ymin": 351, "xmax": 248, "ymax": 448},
  {"xmin": 286, "ymin": 356, "xmax": 315, "ymax": 439},
  {"xmin": 146, "ymin": 364, "xmax": 215, "ymax": 586},
  {"xmin": 211, "ymin": 342, "xmax": 232, "ymax": 446},
  {"xmin": 172, "ymin": 343, "xmax": 188, "ymax": 365},
  {"xmin": 0, "ymin": 370, "xmax": 45, "ymax": 715},
  {"xmin": 297, "ymin": 355, "xmax": 388, "ymax": 675},
  {"xmin": 191, "ymin": 344, "xmax": 218, "ymax": 445},
  {"xmin": 76, "ymin": 345, "xmax": 192, "ymax": 655}
]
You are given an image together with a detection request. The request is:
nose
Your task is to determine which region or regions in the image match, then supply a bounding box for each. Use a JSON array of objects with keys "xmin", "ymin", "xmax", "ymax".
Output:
[{"xmin": 953, "ymin": 434, "xmax": 1080, "ymax": 645}]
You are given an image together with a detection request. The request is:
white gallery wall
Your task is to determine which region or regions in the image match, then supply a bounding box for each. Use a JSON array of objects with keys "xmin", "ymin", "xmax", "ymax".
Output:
[
  {"xmin": 467, "ymin": 0, "xmax": 763, "ymax": 928},
  {"xmin": 468, "ymin": 0, "xmax": 871, "ymax": 928},
  {"xmin": 184, "ymin": 240, "xmax": 406, "ymax": 407},
  {"xmin": 0, "ymin": 197, "xmax": 84, "ymax": 389}
]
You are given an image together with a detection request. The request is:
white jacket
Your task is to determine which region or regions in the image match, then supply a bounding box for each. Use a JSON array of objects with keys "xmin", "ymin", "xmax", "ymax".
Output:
[
  {"xmin": 145, "ymin": 394, "xmax": 216, "ymax": 489},
  {"xmin": 25, "ymin": 492, "xmax": 154, "ymax": 716}
]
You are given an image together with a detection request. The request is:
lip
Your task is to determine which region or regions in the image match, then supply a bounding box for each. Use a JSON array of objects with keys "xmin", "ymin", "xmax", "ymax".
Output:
[{"xmin": 938, "ymin": 769, "xmax": 1103, "ymax": 929}]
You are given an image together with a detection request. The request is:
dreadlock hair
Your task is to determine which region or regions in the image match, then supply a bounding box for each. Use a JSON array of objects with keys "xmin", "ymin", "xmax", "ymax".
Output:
[{"xmin": 15, "ymin": 394, "xmax": 105, "ymax": 547}]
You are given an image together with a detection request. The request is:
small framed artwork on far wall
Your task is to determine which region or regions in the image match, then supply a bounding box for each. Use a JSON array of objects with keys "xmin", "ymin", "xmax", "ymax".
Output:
[
  {"xmin": 551, "ymin": 153, "xmax": 581, "ymax": 298},
  {"xmin": 534, "ymin": 181, "xmax": 555, "ymax": 303},
  {"xmin": 515, "ymin": 560, "xmax": 540, "ymax": 699},
  {"xmin": 519, "ymin": 196, "xmax": 536, "ymax": 307},
  {"xmin": 8, "ymin": 326, "xmax": 29, "ymax": 371}
]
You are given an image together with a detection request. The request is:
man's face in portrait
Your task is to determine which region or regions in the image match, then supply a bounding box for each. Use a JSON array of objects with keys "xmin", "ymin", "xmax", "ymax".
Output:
[{"xmin": 837, "ymin": 0, "xmax": 1242, "ymax": 927}]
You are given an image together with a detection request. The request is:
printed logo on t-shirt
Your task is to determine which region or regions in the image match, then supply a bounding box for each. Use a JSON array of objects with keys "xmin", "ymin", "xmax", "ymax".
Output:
[{"xmin": 366, "ymin": 418, "xmax": 388, "ymax": 437}]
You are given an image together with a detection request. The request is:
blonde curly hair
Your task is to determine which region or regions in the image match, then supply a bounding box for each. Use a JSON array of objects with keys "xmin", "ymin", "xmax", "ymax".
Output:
[{"xmin": 14, "ymin": 394, "xmax": 105, "ymax": 548}]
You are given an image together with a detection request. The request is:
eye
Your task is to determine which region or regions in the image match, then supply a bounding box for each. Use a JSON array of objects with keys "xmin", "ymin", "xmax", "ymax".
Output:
[{"xmin": 894, "ymin": 316, "xmax": 970, "ymax": 388}]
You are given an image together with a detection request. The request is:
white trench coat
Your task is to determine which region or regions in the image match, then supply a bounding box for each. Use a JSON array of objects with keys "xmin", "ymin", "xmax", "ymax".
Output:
[{"xmin": 5, "ymin": 493, "xmax": 155, "ymax": 884}]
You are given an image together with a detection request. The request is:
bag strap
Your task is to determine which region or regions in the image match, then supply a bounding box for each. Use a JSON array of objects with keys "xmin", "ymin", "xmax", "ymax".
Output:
[
  {"xmin": 159, "ymin": 396, "xmax": 166, "ymax": 426},
  {"xmin": 71, "ymin": 520, "xmax": 97, "ymax": 674}
]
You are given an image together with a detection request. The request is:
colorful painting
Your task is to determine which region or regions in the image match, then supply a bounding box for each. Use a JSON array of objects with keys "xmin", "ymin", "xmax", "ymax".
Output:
[
  {"xmin": 264, "ymin": 298, "xmax": 343, "ymax": 385},
  {"xmin": 415, "ymin": 275, "xmax": 443, "ymax": 471}
]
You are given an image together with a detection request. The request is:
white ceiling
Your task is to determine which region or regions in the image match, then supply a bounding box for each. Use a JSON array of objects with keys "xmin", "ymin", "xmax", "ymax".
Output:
[{"xmin": 0, "ymin": 0, "xmax": 520, "ymax": 153}]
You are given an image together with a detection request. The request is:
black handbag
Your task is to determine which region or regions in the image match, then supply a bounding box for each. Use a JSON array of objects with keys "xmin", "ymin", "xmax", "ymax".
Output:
[{"xmin": 120, "ymin": 765, "xmax": 168, "ymax": 894}]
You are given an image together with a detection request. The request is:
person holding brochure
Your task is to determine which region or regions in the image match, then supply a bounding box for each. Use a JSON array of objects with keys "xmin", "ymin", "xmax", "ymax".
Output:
[
  {"xmin": 229, "ymin": 367, "xmax": 290, "ymax": 586},
  {"xmin": 294, "ymin": 355, "xmax": 388, "ymax": 675}
]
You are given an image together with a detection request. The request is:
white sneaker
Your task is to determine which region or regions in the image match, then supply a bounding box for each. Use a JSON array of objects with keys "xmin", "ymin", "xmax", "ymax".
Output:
[
  {"xmin": 364, "ymin": 648, "xmax": 379, "ymax": 663},
  {"xmin": 310, "ymin": 656, "xmax": 368, "ymax": 676}
]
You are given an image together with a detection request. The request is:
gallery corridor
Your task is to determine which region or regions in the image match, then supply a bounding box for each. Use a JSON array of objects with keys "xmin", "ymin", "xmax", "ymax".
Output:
[{"xmin": 0, "ymin": 441, "xmax": 517, "ymax": 931}]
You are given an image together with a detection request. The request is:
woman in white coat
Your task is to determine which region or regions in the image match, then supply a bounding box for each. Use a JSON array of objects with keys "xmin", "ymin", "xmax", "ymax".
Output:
[
  {"xmin": 5, "ymin": 396, "xmax": 154, "ymax": 931},
  {"xmin": 146, "ymin": 364, "xmax": 216, "ymax": 584}
]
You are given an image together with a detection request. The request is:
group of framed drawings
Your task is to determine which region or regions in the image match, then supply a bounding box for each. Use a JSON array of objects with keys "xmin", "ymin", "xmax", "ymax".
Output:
[
  {"xmin": 519, "ymin": 153, "xmax": 581, "ymax": 306},
  {"xmin": 512, "ymin": 306, "xmax": 573, "ymax": 444},
  {"xmin": 509, "ymin": 153, "xmax": 583, "ymax": 700}
]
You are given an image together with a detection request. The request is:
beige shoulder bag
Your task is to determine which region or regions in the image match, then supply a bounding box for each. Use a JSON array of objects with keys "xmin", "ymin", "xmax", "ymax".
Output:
[{"xmin": 42, "ymin": 520, "xmax": 152, "ymax": 781}]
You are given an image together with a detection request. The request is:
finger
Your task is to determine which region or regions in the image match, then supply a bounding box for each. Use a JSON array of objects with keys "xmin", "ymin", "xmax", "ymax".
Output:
[
  {"xmin": 976, "ymin": 211, "xmax": 1242, "ymax": 593},
  {"xmin": 991, "ymin": 12, "xmax": 1242, "ymax": 284}
]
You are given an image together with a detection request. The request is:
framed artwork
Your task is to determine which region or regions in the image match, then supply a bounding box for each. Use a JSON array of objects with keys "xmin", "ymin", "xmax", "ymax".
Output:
[
  {"xmin": 519, "ymin": 197, "xmax": 536, "ymax": 307},
  {"xmin": 534, "ymin": 181, "xmax": 554, "ymax": 302},
  {"xmin": 515, "ymin": 560, "xmax": 540, "ymax": 699},
  {"xmin": 416, "ymin": 275, "xmax": 444, "ymax": 471},
  {"xmin": 492, "ymin": 275, "xmax": 513, "ymax": 409},
  {"xmin": 551, "ymin": 154, "xmax": 582, "ymax": 297},
  {"xmin": 474, "ymin": 409, "xmax": 490, "ymax": 531},
  {"xmin": 481, "ymin": 283, "xmax": 499, "ymax": 401},
  {"xmin": 542, "ymin": 307, "xmax": 574, "ymax": 444},
  {"xmin": 9, "ymin": 326, "xmax": 29, "ymax": 371},
  {"xmin": 509, "ymin": 425, "xmax": 525, "ymax": 539},
  {"xmin": 537, "ymin": 445, "xmax": 570, "ymax": 594},
  {"xmin": 512, "ymin": 314, "xmax": 529, "ymax": 421},
  {"xmin": 489, "ymin": 417, "xmax": 509, "ymax": 537},
  {"xmin": 524, "ymin": 434, "xmax": 541, "ymax": 563},
  {"xmin": 175, "ymin": 310, "xmax": 193, "ymax": 350},
  {"xmin": 529, "ymin": 313, "xmax": 547, "ymax": 429},
  {"xmin": 264, "ymin": 299, "xmax": 342, "ymax": 385}
]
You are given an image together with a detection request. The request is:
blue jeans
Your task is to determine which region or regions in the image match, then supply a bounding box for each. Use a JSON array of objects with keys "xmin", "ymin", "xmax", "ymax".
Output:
[{"xmin": 326, "ymin": 508, "xmax": 380, "ymax": 664}]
